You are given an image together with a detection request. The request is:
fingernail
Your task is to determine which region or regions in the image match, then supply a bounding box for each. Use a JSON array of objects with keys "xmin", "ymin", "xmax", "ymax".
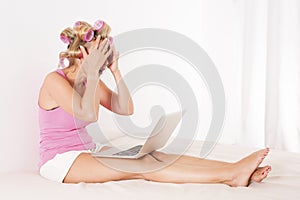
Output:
[{"xmin": 262, "ymin": 172, "xmax": 264, "ymax": 175}]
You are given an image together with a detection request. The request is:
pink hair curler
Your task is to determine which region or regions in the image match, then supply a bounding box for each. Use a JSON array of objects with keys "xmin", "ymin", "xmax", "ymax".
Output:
[
  {"xmin": 60, "ymin": 34, "xmax": 70, "ymax": 44},
  {"xmin": 74, "ymin": 21, "xmax": 81, "ymax": 27},
  {"xmin": 93, "ymin": 20, "xmax": 104, "ymax": 31},
  {"xmin": 83, "ymin": 30, "xmax": 94, "ymax": 42},
  {"xmin": 59, "ymin": 57, "xmax": 70, "ymax": 68}
]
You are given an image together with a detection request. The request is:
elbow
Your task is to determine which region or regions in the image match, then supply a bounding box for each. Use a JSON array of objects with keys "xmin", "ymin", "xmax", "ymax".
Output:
[
  {"xmin": 126, "ymin": 110, "xmax": 134, "ymax": 115},
  {"xmin": 113, "ymin": 99, "xmax": 134, "ymax": 115},
  {"xmin": 127, "ymin": 101, "xmax": 134, "ymax": 115},
  {"xmin": 127, "ymin": 106, "xmax": 134, "ymax": 115},
  {"xmin": 126, "ymin": 99, "xmax": 134, "ymax": 115},
  {"xmin": 115, "ymin": 106, "xmax": 134, "ymax": 116},
  {"xmin": 129, "ymin": 102, "xmax": 134, "ymax": 115},
  {"xmin": 89, "ymin": 116, "xmax": 98, "ymax": 123},
  {"xmin": 123, "ymin": 100, "xmax": 134, "ymax": 115},
  {"xmin": 84, "ymin": 112, "xmax": 98, "ymax": 123},
  {"xmin": 125, "ymin": 104, "xmax": 134, "ymax": 115}
]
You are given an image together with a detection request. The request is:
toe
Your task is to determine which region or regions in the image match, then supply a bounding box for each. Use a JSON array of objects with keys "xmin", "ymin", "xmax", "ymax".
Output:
[
  {"xmin": 264, "ymin": 148, "xmax": 269, "ymax": 156},
  {"xmin": 251, "ymin": 166, "xmax": 269, "ymax": 183}
]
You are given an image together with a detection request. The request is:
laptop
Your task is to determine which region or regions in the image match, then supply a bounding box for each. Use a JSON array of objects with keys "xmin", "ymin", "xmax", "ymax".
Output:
[{"xmin": 91, "ymin": 111, "xmax": 184, "ymax": 159}]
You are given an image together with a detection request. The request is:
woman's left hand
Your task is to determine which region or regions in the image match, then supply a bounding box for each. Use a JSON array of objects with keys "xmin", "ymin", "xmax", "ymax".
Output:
[{"xmin": 106, "ymin": 43, "xmax": 119, "ymax": 73}]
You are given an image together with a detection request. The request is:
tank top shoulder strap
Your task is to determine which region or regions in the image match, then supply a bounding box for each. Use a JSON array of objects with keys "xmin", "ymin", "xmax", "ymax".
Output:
[{"xmin": 55, "ymin": 69, "xmax": 66, "ymax": 79}]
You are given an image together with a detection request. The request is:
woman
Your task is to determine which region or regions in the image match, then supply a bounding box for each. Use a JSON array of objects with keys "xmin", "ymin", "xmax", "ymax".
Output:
[{"xmin": 38, "ymin": 20, "xmax": 271, "ymax": 186}]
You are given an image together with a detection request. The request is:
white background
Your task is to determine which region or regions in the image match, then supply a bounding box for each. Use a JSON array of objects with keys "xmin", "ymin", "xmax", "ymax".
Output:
[{"xmin": 0, "ymin": 0, "xmax": 299, "ymax": 173}]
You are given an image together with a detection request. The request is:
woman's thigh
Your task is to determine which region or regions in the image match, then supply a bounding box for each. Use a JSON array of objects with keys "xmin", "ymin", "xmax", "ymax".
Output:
[{"xmin": 63, "ymin": 152, "xmax": 164, "ymax": 183}]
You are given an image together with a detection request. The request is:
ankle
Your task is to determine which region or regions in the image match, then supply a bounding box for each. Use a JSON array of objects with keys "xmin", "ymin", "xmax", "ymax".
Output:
[{"xmin": 223, "ymin": 165, "xmax": 237, "ymax": 186}]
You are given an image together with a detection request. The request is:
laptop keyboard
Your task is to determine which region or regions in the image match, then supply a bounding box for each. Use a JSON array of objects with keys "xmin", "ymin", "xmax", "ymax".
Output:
[{"xmin": 113, "ymin": 145, "xmax": 143, "ymax": 156}]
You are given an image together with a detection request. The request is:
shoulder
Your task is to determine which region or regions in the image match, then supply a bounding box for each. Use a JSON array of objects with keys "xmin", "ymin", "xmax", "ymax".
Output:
[
  {"xmin": 45, "ymin": 70, "xmax": 64, "ymax": 80},
  {"xmin": 43, "ymin": 70, "xmax": 69, "ymax": 91},
  {"xmin": 44, "ymin": 70, "xmax": 66, "ymax": 84}
]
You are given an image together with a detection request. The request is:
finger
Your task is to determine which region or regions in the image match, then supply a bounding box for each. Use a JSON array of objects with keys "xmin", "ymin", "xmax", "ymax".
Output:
[
  {"xmin": 102, "ymin": 41, "xmax": 111, "ymax": 55},
  {"xmin": 99, "ymin": 38, "xmax": 109, "ymax": 52},
  {"xmin": 102, "ymin": 40, "xmax": 110, "ymax": 54},
  {"xmin": 104, "ymin": 45, "xmax": 113, "ymax": 57},
  {"xmin": 79, "ymin": 46, "xmax": 88, "ymax": 58},
  {"xmin": 95, "ymin": 35, "xmax": 101, "ymax": 49},
  {"xmin": 90, "ymin": 35, "xmax": 101, "ymax": 50}
]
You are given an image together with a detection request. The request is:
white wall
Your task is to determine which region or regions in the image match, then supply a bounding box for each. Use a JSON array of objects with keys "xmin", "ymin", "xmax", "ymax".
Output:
[{"xmin": 0, "ymin": 0, "xmax": 262, "ymax": 173}]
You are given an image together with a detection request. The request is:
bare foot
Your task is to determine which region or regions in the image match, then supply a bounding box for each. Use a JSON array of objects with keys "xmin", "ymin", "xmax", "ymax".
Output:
[
  {"xmin": 225, "ymin": 148, "xmax": 270, "ymax": 187},
  {"xmin": 250, "ymin": 166, "xmax": 271, "ymax": 183}
]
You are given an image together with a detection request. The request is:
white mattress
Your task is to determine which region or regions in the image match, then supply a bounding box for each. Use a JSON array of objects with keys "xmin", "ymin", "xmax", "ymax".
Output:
[{"xmin": 1, "ymin": 137, "xmax": 300, "ymax": 200}]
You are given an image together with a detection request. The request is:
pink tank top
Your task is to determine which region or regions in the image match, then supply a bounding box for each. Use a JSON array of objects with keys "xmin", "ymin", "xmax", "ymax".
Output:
[{"xmin": 38, "ymin": 69, "xmax": 96, "ymax": 170}]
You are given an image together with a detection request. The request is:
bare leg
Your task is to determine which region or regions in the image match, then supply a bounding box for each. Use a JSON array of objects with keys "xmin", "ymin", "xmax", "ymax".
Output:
[
  {"xmin": 151, "ymin": 148, "xmax": 271, "ymax": 182},
  {"xmin": 64, "ymin": 152, "xmax": 233, "ymax": 184},
  {"xmin": 63, "ymin": 148, "xmax": 269, "ymax": 187},
  {"xmin": 151, "ymin": 147, "xmax": 270, "ymax": 168},
  {"xmin": 144, "ymin": 148, "xmax": 270, "ymax": 186}
]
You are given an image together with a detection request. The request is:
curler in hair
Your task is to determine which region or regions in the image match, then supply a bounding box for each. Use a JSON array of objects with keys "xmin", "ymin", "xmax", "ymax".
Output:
[
  {"xmin": 60, "ymin": 27, "xmax": 76, "ymax": 45},
  {"xmin": 74, "ymin": 21, "xmax": 81, "ymax": 27},
  {"xmin": 93, "ymin": 20, "xmax": 104, "ymax": 31},
  {"xmin": 82, "ymin": 29, "xmax": 94, "ymax": 42},
  {"xmin": 60, "ymin": 34, "xmax": 70, "ymax": 44},
  {"xmin": 59, "ymin": 57, "xmax": 70, "ymax": 68}
]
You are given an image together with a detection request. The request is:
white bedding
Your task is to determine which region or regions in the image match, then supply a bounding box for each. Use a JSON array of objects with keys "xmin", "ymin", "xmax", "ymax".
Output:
[{"xmin": 1, "ymin": 137, "xmax": 300, "ymax": 200}]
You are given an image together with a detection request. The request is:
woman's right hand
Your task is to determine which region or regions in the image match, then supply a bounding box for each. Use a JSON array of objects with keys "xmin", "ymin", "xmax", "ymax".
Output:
[{"xmin": 79, "ymin": 36, "xmax": 113, "ymax": 78}]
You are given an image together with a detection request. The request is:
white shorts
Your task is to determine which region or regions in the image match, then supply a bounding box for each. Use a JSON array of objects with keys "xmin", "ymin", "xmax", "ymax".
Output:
[{"xmin": 39, "ymin": 143, "xmax": 107, "ymax": 183}]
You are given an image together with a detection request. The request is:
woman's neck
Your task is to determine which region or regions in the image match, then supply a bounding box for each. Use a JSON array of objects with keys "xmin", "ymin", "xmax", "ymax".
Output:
[{"xmin": 62, "ymin": 64, "xmax": 85, "ymax": 85}]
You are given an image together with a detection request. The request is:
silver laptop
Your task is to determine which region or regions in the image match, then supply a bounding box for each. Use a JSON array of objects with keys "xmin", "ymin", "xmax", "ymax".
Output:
[{"xmin": 91, "ymin": 111, "xmax": 184, "ymax": 159}]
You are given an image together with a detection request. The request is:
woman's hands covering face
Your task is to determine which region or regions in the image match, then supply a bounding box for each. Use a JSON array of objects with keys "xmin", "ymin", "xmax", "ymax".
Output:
[{"xmin": 79, "ymin": 36, "xmax": 112, "ymax": 77}]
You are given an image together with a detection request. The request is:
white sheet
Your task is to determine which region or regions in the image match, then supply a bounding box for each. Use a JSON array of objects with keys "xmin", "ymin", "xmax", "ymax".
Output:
[{"xmin": 1, "ymin": 137, "xmax": 300, "ymax": 200}]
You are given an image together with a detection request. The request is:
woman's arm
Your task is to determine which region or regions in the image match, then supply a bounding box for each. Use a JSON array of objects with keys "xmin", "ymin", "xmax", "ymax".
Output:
[
  {"xmin": 45, "ymin": 37, "xmax": 112, "ymax": 122},
  {"xmin": 44, "ymin": 71, "xmax": 100, "ymax": 122},
  {"xmin": 98, "ymin": 71, "xmax": 134, "ymax": 115},
  {"xmin": 99, "ymin": 47, "xmax": 134, "ymax": 115},
  {"xmin": 111, "ymin": 69, "xmax": 134, "ymax": 115}
]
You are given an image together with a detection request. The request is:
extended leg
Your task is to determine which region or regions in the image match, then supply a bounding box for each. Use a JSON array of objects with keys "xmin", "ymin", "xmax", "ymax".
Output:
[
  {"xmin": 64, "ymin": 152, "xmax": 233, "ymax": 185},
  {"xmin": 150, "ymin": 149, "xmax": 271, "ymax": 183},
  {"xmin": 64, "ymin": 148, "xmax": 269, "ymax": 187},
  {"xmin": 144, "ymin": 149, "xmax": 269, "ymax": 186}
]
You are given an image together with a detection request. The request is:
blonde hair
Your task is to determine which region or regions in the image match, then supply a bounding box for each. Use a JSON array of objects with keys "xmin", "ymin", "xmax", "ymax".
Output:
[{"xmin": 58, "ymin": 20, "xmax": 111, "ymax": 68}]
